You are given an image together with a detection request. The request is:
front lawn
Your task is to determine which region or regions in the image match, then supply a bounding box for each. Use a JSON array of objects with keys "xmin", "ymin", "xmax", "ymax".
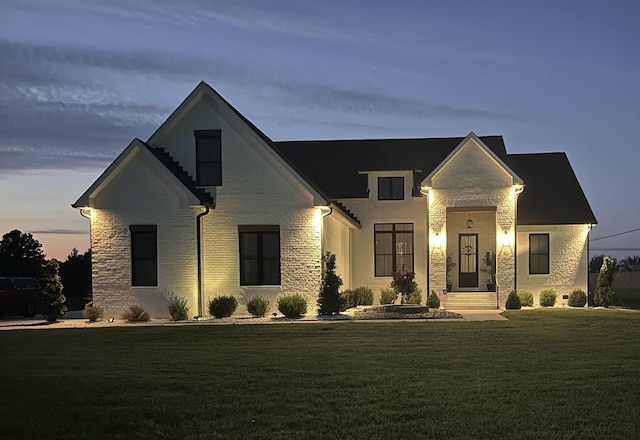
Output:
[{"xmin": 1, "ymin": 309, "xmax": 638, "ymax": 439}]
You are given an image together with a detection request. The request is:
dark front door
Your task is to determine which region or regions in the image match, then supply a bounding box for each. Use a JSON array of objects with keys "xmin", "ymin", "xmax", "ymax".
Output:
[{"xmin": 459, "ymin": 234, "xmax": 478, "ymax": 288}]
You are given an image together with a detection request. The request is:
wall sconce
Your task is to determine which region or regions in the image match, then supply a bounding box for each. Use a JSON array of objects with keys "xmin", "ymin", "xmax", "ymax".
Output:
[
  {"xmin": 499, "ymin": 228, "xmax": 513, "ymax": 248},
  {"xmin": 432, "ymin": 231, "xmax": 444, "ymax": 249}
]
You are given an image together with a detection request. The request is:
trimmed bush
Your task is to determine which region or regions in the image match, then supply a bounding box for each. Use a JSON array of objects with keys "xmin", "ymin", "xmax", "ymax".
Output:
[
  {"xmin": 427, "ymin": 290, "xmax": 440, "ymax": 309},
  {"xmin": 405, "ymin": 288, "xmax": 422, "ymax": 305},
  {"xmin": 83, "ymin": 302, "xmax": 104, "ymax": 322},
  {"xmin": 167, "ymin": 294, "xmax": 190, "ymax": 321},
  {"xmin": 208, "ymin": 296, "xmax": 238, "ymax": 318},
  {"xmin": 539, "ymin": 290, "xmax": 557, "ymax": 307},
  {"xmin": 123, "ymin": 305, "xmax": 150, "ymax": 323},
  {"xmin": 246, "ymin": 296, "xmax": 270, "ymax": 317},
  {"xmin": 505, "ymin": 290, "xmax": 522, "ymax": 310},
  {"xmin": 517, "ymin": 290, "xmax": 534, "ymax": 307},
  {"xmin": 568, "ymin": 289, "xmax": 587, "ymax": 307},
  {"xmin": 339, "ymin": 286, "xmax": 375, "ymax": 311},
  {"xmin": 278, "ymin": 294, "xmax": 307, "ymax": 318},
  {"xmin": 379, "ymin": 288, "xmax": 397, "ymax": 305}
]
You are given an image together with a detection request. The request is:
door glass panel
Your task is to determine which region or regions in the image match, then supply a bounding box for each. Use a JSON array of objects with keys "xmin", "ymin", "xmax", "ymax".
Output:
[{"xmin": 460, "ymin": 235, "xmax": 477, "ymax": 273}]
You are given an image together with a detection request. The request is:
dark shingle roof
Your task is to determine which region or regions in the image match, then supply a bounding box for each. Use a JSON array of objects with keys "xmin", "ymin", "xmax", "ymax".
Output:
[
  {"xmin": 274, "ymin": 136, "xmax": 507, "ymax": 199},
  {"xmin": 506, "ymin": 153, "xmax": 597, "ymax": 225},
  {"xmin": 143, "ymin": 142, "xmax": 215, "ymax": 206},
  {"xmin": 274, "ymin": 138, "xmax": 596, "ymax": 225}
]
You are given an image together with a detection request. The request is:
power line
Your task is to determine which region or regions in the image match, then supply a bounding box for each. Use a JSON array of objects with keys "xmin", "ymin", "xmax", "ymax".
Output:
[{"xmin": 590, "ymin": 227, "xmax": 640, "ymax": 242}]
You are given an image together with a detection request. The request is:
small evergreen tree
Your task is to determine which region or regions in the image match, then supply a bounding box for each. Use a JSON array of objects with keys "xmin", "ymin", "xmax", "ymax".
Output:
[
  {"xmin": 505, "ymin": 290, "xmax": 522, "ymax": 310},
  {"xmin": 391, "ymin": 271, "xmax": 418, "ymax": 304},
  {"xmin": 318, "ymin": 252, "xmax": 343, "ymax": 315},
  {"xmin": 594, "ymin": 256, "xmax": 616, "ymax": 307},
  {"xmin": 39, "ymin": 260, "xmax": 67, "ymax": 323},
  {"xmin": 427, "ymin": 290, "xmax": 440, "ymax": 309}
]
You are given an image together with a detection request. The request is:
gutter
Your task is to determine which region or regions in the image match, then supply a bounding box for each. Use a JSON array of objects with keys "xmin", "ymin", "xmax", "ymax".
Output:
[{"xmin": 196, "ymin": 205, "xmax": 212, "ymax": 317}]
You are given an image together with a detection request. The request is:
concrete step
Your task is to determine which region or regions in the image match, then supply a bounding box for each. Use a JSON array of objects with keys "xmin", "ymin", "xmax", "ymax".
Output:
[{"xmin": 443, "ymin": 292, "xmax": 498, "ymax": 310}]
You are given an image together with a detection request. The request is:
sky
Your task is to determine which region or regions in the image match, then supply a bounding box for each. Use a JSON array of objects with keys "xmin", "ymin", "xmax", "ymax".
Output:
[{"xmin": 1, "ymin": 0, "xmax": 639, "ymax": 261}]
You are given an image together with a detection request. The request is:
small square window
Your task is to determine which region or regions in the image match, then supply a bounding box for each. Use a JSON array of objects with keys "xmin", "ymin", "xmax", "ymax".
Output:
[{"xmin": 378, "ymin": 177, "xmax": 404, "ymax": 200}]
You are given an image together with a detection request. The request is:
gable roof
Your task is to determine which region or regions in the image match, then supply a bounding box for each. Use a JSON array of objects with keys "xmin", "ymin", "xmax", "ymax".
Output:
[
  {"xmin": 506, "ymin": 153, "xmax": 597, "ymax": 225},
  {"xmin": 422, "ymin": 132, "xmax": 524, "ymax": 188},
  {"xmin": 72, "ymin": 138, "xmax": 213, "ymax": 208}
]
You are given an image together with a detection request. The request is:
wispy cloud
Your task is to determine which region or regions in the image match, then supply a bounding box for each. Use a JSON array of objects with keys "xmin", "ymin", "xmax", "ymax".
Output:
[{"xmin": 28, "ymin": 229, "xmax": 86, "ymax": 235}]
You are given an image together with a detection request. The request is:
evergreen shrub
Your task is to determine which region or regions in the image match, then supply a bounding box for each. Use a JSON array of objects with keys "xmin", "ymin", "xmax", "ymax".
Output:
[{"xmin": 208, "ymin": 296, "xmax": 238, "ymax": 318}]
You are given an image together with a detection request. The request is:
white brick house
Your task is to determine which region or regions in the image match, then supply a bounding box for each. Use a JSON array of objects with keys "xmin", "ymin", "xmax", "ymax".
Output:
[{"xmin": 74, "ymin": 82, "xmax": 597, "ymax": 317}]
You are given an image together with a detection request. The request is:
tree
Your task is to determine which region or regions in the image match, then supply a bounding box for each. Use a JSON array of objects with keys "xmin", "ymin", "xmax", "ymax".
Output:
[
  {"xmin": 589, "ymin": 254, "xmax": 617, "ymax": 274},
  {"xmin": 593, "ymin": 256, "xmax": 616, "ymax": 308},
  {"xmin": 317, "ymin": 252, "xmax": 343, "ymax": 315},
  {"xmin": 0, "ymin": 229, "xmax": 46, "ymax": 277},
  {"xmin": 59, "ymin": 248, "xmax": 91, "ymax": 301},
  {"xmin": 391, "ymin": 271, "xmax": 419, "ymax": 304},
  {"xmin": 618, "ymin": 255, "xmax": 640, "ymax": 272},
  {"xmin": 39, "ymin": 260, "xmax": 67, "ymax": 323}
]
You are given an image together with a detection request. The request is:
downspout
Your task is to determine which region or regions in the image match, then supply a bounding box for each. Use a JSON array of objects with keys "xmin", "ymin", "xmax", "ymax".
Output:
[
  {"xmin": 513, "ymin": 185, "xmax": 525, "ymax": 299},
  {"xmin": 78, "ymin": 207, "xmax": 93, "ymax": 301},
  {"xmin": 196, "ymin": 206, "xmax": 211, "ymax": 317},
  {"xmin": 420, "ymin": 186, "xmax": 431, "ymax": 299},
  {"xmin": 586, "ymin": 224, "xmax": 593, "ymax": 307}
]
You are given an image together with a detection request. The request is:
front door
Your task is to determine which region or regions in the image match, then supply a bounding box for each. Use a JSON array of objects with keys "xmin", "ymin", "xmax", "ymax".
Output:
[{"xmin": 459, "ymin": 234, "xmax": 478, "ymax": 288}]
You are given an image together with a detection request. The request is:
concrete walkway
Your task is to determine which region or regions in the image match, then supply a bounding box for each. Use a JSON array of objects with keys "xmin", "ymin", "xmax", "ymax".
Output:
[{"xmin": 0, "ymin": 308, "xmax": 507, "ymax": 331}]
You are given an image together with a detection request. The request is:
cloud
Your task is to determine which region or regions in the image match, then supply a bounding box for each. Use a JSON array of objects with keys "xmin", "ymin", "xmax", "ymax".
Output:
[{"xmin": 28, "ymin": 229, "xmax": 86, "ymax": 235}]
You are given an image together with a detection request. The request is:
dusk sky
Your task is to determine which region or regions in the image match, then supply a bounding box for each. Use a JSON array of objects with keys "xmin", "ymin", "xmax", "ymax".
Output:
[{"xmin": 1, "ymin": 0, "xmax": 639, "ymax": 261}]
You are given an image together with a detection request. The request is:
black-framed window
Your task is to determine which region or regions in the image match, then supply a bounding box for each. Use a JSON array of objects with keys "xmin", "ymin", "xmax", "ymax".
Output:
[
  {"xmin": 195, "ymin": 129, "xmax": 222, "ymax": 186},
  {"xmin": 374, "ymin": 223, "xmax": 414, "ymax": 276},
  {"xmin": 239, "ymin": 225, "xmax": 281, "ymax": 285},
  {"xmin": 130, "ymin": 225, "xmax": 157, "ymax": 286},
  {"xmin": 378, "ymin": 177, "xmax": 404, "ymax": 200},
  {"xmin": 529, "ymin": 234, "xmax": 549, "ymax": 274}
]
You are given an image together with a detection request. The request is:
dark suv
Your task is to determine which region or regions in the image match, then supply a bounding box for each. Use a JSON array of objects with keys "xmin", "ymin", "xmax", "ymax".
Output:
[{"xmin": 0, "ymin": 277, "xmax": 41, "ymax": 317}]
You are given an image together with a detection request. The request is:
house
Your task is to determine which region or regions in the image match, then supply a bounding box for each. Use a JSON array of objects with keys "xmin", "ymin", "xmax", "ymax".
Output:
[{"xmin": 73, "ymin": 82, "xmax": 597, "ymax": 317}]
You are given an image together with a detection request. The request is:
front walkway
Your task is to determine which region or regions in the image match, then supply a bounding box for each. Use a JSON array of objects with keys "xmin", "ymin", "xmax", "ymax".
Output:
[{"xmin": 0, "ymin": 309, "xmax": 508, "ymax": 331}]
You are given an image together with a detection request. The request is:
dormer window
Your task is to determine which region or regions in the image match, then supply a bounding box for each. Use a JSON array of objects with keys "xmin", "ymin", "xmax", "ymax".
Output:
[
  {"xmin": 195, "ymin": 129, "xmax": 222, "ymax": 186},
  {"xmin": 378, "ymin": 177, "xmax": 404, "ymax": 200}
]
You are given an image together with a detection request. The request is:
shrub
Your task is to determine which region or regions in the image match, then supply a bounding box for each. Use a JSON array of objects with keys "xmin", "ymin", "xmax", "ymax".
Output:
[
  {"xmin": 39, "ymin": 260, "xmax": 67, "ymax": 323},
  {"xmin": 539, "ymin": 290, "xmax": 557, "ymax": 307},
  {"xmin": 405, "ymin": 288, "xmax": 422, "ymax": 305},
  {"xmin": 391, "ymin": 271, "xmax": 418, "ymax": 304},
  {"xmin": 246, "ymin": 296, "xmax": 270, "ymax": 317},
  {"xmin": 341, "ymin": 287, "xmax": 375, "ymax": 311},
  {"xmin": 517, "ymin": 290, "xmax": 534, "ymax": 307},
  {"xmin": 123, "ymin": 305, "xmax": 150, "ymax": 322},
  {"xmin": 379, "ymin": 288, "xmax": 397, "ymax": 305},
  {"xmin": 505, "ymin": 290, "xmax": 522, "ymax": 310},
  {"xmin": 317, "ymin": 252, "xmax": 343, "ymax": 315},
  {"xmin": 83, "ymin": 302, "xmax": 104, "ymax": 322},
  {"xmin": 427, "ymin": 290, "xmax": 440, "ymax": 309},
  {"xmin": 208, "ymin": 296, "xmax": 238, "ymax": 318},
  {"xmin": 167, "ymin": 294, "xmax": 190, "ymax": 321},
  {"xmin": 568, "ymin": 289, "xmax": 587, "ymax": 307},
  {"xmin": 278, "ymin": 294, "xmax": 307, "ymax": 318},
  {"xmin": 594, "ymin": 256, "xmax": 617, "ymax": 307}
]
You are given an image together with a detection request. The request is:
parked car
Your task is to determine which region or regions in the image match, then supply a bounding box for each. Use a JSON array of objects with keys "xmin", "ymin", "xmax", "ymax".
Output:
[{"xmin": 0, "ymin": 277, "xmax": 41, "ymax": 317}]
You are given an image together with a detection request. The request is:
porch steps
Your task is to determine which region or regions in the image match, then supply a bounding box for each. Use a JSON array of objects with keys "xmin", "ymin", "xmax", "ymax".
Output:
[{"xmin": 444, "ymin": 293, "xmax": 498, "ymax": 310}]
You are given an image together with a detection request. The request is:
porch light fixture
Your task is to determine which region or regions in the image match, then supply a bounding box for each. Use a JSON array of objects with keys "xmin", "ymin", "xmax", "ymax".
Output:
[{"xmin": 466, "ymin": 215, "xmax": 474, "ymax": 229}]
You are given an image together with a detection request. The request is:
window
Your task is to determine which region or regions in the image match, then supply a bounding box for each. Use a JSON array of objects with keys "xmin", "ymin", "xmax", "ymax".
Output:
[
  {"xmin": 130, "ymin": 225, "xmax": 157, "ymax": 286},
  {"xmin": 195, "ymin": 129, "xmax": 222, "ymax": 186},
  {"xmin": 374, "ymin": 223, "xmax": 414, "ymax": 276},
  {"xmin": 239, "ymin": 225, "xmax": 281, "ymax": 285},
  {"xmin": 529, "ymin": 234, "xmax": 549, "ymax": 274},
  {"xmin": 378, "ymin": 177, "xmax": 404, "ymax": 200}
]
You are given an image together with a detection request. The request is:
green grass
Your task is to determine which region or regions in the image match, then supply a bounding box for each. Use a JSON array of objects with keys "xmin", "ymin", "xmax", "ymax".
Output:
[
  {"xmin": 1, "ymin": 310, "xmax": 639, "ymax": 439},
  {"xmin": 614, "ymin": 288, "xmax": 640, "ymax": 309}
]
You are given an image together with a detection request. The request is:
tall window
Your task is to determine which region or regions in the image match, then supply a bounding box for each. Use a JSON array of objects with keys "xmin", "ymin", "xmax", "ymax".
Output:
[
  {"xmin": 195, "ymin": 129, "xmax": 222, "ymax": 186},
  {"xmin": 529, "ymin": 234, "xmax": 549, "ymax": 274},
  {"xmin": 239, "ymin": 225, "xmax": 281, "ymax": 285},
  {"xmin": 378, "ymin": 177, "xmax": 404, "ymax": 200},
  {"xmin": 374, "ymin": 223, "xmax": 414, "ymax": 276},
  {"xmin": 130, "ymin": 225, "xmax": 157, "ymax": 286}
]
